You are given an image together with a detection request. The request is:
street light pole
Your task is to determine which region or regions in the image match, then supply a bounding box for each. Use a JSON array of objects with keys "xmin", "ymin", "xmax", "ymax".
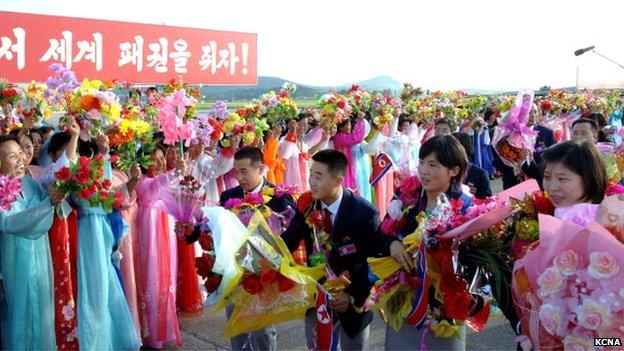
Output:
[{"xmin": 575, "ymin": 45, "xmax": 624, "ymax": 71}]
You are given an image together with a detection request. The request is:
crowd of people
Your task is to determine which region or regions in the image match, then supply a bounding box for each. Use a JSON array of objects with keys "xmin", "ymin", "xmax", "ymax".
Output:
[{"xmin": 0, "ymin": 76, "xmax": 623, "ymax": 351}]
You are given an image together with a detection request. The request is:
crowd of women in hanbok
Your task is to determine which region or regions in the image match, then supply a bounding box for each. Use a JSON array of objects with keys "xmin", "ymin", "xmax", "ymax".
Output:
[{"xmin": 0, "ymin": 73, "xmax": 623, "ymax": 351}]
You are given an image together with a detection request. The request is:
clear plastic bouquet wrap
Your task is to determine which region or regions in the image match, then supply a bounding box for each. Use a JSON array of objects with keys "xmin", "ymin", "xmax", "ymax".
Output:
[
  {"xmin": 513, "ymin": 215, "xmax": 624, "ymax": 350},
  {"xmin": 213, "ymin": 211, "xmax": 324, "ymax": 338},
  {"xmin": 156, "ymin": 171, "xmax": 205, "ymax": 237}
]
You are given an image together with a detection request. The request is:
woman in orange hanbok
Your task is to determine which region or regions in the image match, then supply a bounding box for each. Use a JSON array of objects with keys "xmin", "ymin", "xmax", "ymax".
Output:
[{"xmin": 264, "ymin": 123, "xmax": 285, "ymax": 184}]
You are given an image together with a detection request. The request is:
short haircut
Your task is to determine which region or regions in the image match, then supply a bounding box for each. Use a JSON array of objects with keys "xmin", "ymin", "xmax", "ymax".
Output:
[
  {"xmin": 452, "ymin": 132, "xmax": 474, "ymax": 159},
  {"xmin": 571, "ymin": 118, "xmax": 599, "ymax": 135},
  {"xmin": 435, "ymin": 117, "xmax": 455, "ymax": 130},
  {"xmin": 234, "ymin": 146, "xmax": 264, "ymax": 166},
  {"xmin": 311, "ymin": 149, "xmax": 348, "ymax": 177},
  {"xmin": 542, "ymin": 140, "xmax": 607, "ymax": 204},
  {"xmin": 419, "ymin": 135, "xmax": 469, "ymax": 188}
]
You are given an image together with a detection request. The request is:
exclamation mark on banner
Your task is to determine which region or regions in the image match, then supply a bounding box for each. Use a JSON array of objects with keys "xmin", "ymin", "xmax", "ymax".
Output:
[{"xmin": 241, "ymin": 43, "xmax": 249, "ymax": 75}]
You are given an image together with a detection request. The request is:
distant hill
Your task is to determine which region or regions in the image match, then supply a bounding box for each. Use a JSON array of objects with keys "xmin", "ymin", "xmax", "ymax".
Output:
[{"xmin": 199, "ymin": 75, "xmax": 404, "ymax": 101}]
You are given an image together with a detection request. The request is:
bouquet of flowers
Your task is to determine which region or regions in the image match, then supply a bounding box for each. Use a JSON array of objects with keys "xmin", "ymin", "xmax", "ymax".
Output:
[
  {"xmin": 68, "ymin": 79, "xmax": 122, "ymax": 141},
  {"xmin": 317, "ymin": 93, "xmax": 352, "ymax": 130},
  {"xmin": 43, "ymin": 64, "xmax": 79, "ymax": 111},
  {"xmin": 108, "ymin": 105, "xmax": 154, "ymax": 172},
  {"xmin": 216, "ymin": 211, "xmax": 324, "ymax": 338},
  {"xmin": 513, "ymin": 215, "xmax": 624, "ymax": 350},
  {"xmin": 55, "ymin": 155, "xmax": 123, "ymax": 212},
  {"xmin": 190, "ymin": 100, "xmax": 226, "ymax": 144},
  {"xmin": 195, "ymin": 232, "xmax": 223, "ymax": 294},
  {"xmin": 347, "ymin": 84, "xmax": 373, "ymax": 114},
  {"xmin": 464, "ymin": 95, "xmax": 487, "ymax": 116},
  {"xmin": 370, "ymin": 92, "xmax": 399, "ymax": 128},
  {"xmin": 158, "ymin": 89, "xmax": 197, "ymax": 146},
  {"xmin": 221, "ymin": 112, "xmax": 256, "ymax": 147},
  {"xmin": 370, "ymin": 192, "xmax": 494, "ymax": 337},
  {"xmin": 404, "ymin": 97, "xmax": 436, "ymax": 125},
  {"xmin": 492, "ymin": 90, "xmax": 538, "ymax": 172},
  {"xmin": 400, "ymin": 83, "xmax": 423, "ymax": 105},
  {"xmin": 157, "ymin": 172, "xmax": 206, "ymax": 238},
  {"xmin": 224, "ymin": 184, "xmax": 296, "ymax": 234},
  {"xmin": 16, "ymin": 81, "xmax": 52, "ymax": 124},
  {"xmin": 0, "ymin": 78, "xmax": 21, "ymax": 107},
  {"xmin": 261, "ymin": 84, "xmax": 299, "ymax": 125},
  {"xmin": 0, "ymin": 175, "xmax": 22, "ymax": 211},
  {"xmin": 164, "ymin": 77, "xmax": 200, "ymax": 115}
]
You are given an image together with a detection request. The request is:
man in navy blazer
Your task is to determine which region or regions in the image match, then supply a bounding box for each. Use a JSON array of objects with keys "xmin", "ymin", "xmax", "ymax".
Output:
[
  {"xmin": 281, "ymin": 149, "xmax": 381, "ymax": 350},
  {"xmin": 493, "ymin": 108, "xmax": 557, "ymax": 189},
  {"xmin": 453, "ymin": 132, "xmax": 492, "ymax": 199},
  {"xmin": 219, "ymin": 146, "xmax": 295, "ymax": 351}
]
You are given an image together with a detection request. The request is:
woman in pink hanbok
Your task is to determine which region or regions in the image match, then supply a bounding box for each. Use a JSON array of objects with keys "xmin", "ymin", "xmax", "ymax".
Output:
[
  {"xmin": 332, "ymin": 113, "xmax": 366, "ymax": 191},
  {"xmin": 135, "ymin": 146, "xmax": 182, "ymax": 348}
]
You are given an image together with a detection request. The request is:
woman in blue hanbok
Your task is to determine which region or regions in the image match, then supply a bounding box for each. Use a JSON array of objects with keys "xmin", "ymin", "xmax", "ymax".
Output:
[
  {"xmin": 0, "ymin": 135, "xmax": 59, "ymax": 350},
  {"xmin": 73, "ymin": 135, "xmax": 141, "ymax": 350}
]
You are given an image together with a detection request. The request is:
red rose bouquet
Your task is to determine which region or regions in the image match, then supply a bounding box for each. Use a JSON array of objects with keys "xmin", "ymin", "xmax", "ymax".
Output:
[{"xmin": 54, "ymin": 155, "xmax": 123, "ymax": 212}]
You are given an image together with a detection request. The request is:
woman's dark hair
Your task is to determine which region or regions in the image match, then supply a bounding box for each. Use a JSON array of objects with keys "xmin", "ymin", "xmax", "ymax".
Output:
[
  {"xmin": 139, "ymin": 144, "xmax": 166, "ymax": 174},
  {"xmin": 452, "ymin": 132, "xmax": 474, "ymax": 159},
  {"xmin": 587, "ymin": 113, "xmax": 609, "ymax": 142},
  {"xmin": 542, "ymin": 140, "xmax": 607, "ymax": 204},
  {"xmin": 0, "ymin": 134, "xmax": 20, "ymax": 149},
  {"xmin": 434, "ymin": 118, "xmax": 455, "ymax": 130},
  {"xmin": 398, "ymin": 114, "xmax": 411, "ymax": 127},
  {"xmin": 336, "ymin": 118, "xmax": 351, "ymax": 131},
  {"xmin": 311, "ymin": 149, "xmax": 348, "ymax": 177},
  {"xmin": 35, "ymin": 126, "xmax": 54, "ymax": 135},
  {"xmin": 47, "ymin": 132, "xmax": 72, "ymax": 156},
  {"xmin": 296, "ymin": 112, "xmax": 312, "ymax": 121},
  {"xmin": 419, "ymin": 135, "xmax": 469, "ymax": 188},
  {"xmin": 9, "ymin": 129, "xmax": 34, "ymax": 144},
  {"xmin": 483, "ymin": 108, "xmax": 495, "ymax": 122},
  {"xmin": 78, "ymin": 139, "xmax": 98, "ymax": 157}
]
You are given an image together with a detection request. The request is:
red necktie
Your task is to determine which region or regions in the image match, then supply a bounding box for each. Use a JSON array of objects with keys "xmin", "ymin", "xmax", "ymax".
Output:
[{"xmin": 323, "ymin": 208, "xmax": 333, "ymax": 234}]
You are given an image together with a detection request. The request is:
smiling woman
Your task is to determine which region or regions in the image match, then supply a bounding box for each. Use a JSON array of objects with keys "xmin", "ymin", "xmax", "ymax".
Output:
[{"xmin": 542, "ymin": 140, "xmax": 607, "ymax": 226}]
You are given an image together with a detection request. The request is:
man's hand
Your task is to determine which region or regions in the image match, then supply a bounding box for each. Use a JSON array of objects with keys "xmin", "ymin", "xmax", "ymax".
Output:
[
  {"xmin": 330, "ymin": 293, "xmax": 351, "ymax": 313},
  {"xmin": 390, "ymin": 240, "xmax": 414, "ymax": 271}
]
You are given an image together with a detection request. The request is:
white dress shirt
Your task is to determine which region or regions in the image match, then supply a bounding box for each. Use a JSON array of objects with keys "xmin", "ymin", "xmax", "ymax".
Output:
[{"xmin": 321, "ymin": 188, "xmax": 344, "ymax": 224}]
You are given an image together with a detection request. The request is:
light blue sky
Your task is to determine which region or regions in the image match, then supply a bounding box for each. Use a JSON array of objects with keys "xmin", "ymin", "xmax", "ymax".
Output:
[{"xmin": 2, "ymin": 0, "xmax": 623, "ymax": 90}]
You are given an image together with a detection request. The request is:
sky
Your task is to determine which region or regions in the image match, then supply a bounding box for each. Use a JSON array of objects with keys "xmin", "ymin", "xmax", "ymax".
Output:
[{"xmin": 2, "ymin": 0, "xmax": 624, "ymax": 90}]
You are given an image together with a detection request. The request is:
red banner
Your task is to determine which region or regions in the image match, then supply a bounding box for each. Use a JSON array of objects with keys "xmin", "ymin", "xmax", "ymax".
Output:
[{"xmin": 0, "ymin": 11, "xmax": 257, "ymax": 85}]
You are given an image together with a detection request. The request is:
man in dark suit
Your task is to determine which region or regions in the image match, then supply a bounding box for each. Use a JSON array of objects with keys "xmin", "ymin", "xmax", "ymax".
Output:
[
  {"xmin": 453, "ymin": 132, "xmax": 492, "ymax": 199},
  {"xmin": 493, "ymin": 106, "xmax": 557, "ymax": 189},
  {"xmin": 219, "ymin": 146, "xmax": 295, "ymax": 351},
  {"xmin": 281, "ymin": 149, "xmax": 381, "ymax": 350},
  {"xmin": 218, "ymin": 146, "xmax": 295, "ymax": 214}
]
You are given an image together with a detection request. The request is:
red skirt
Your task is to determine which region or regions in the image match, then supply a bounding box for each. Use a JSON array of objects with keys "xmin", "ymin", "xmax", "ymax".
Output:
[
  {"xmin": 176, "ymin": 238, "xmax": 204, "ymax": 316},
  {"xmin": 49, "ymin": 212, "xmax": 80, "ymax": 350}
]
